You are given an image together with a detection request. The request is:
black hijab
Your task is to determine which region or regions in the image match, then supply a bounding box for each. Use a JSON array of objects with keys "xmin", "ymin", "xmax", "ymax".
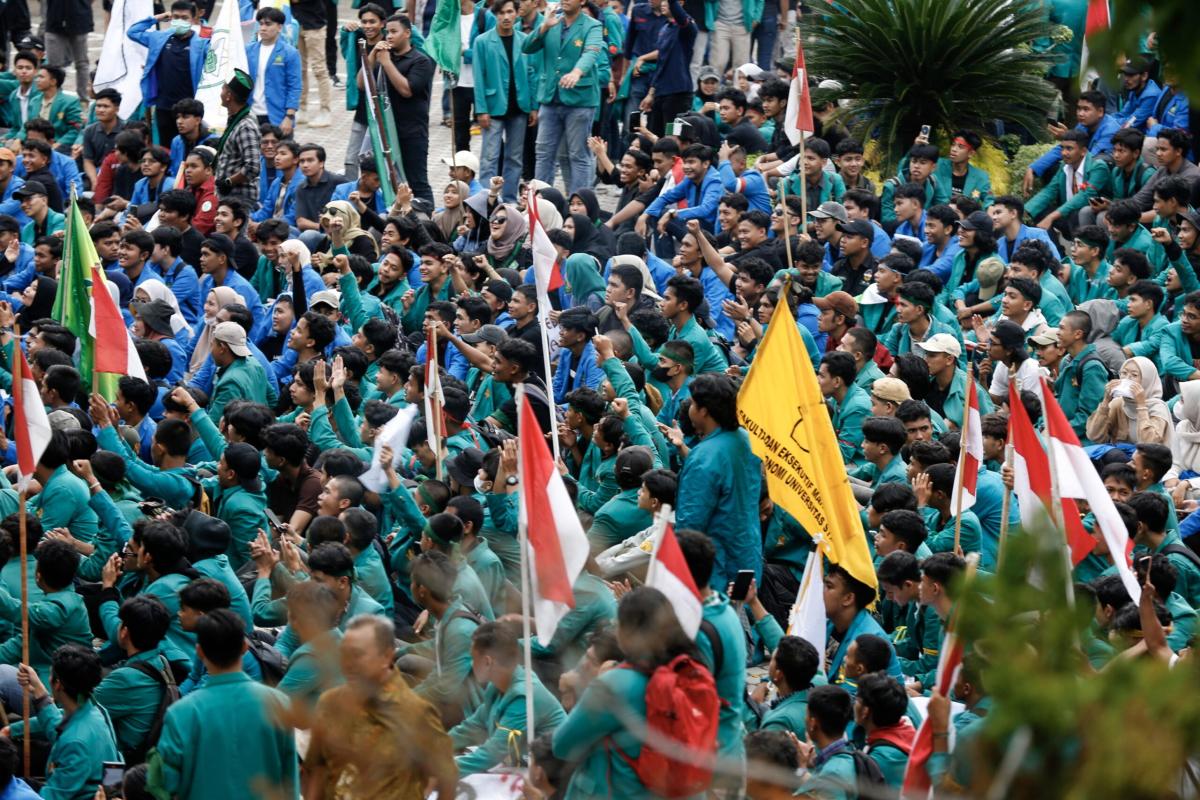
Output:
[
  {"xmin": 17, "ymin": 275, "xmax": 57, "ymax": 329},
  {"xmin": 569, "ymin": 212, "xmax": 613, "ymax": 264}
]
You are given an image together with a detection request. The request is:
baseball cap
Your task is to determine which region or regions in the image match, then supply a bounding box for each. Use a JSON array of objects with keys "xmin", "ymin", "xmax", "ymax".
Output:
[
  {"xmin": 15, "ymin": 34, "xmax": 43, "ymax": 51},
  {"xmin": 813, "ymin": 291, "xmax": 858, "ymax": 321},
  {"xmin": 958, "ymin": 211, "xmax": 993, "ymax": 232},
  {"xmin": 203, "ymin": 233, "xmax": 235, "ymax": 263},
  {"xmin": 992, "ymin": 320, "xmax": 1027, "ymax": 351},
  {"xmin": 697, "ymin": 65, "xmax": 721, "ymax": 82},
  {"xmin": 871, "ymin": 377, "xmax": 911, "ymax": 405},
  {"xmin": 808, "ymin": 201, "xmax": 849, "ymax": 225},
  {"xmin": 1120, "ymin": 58, "xmax": 1151, "ymax": 75},
  {"xmin": 446, "ymin": 447, "xmax": 485, "ymax": 488},
  {"xmin": 461, "ymin": 324, "xmax": 507, "ymax": 346},
  {"xmin": 47, "ymin": 408, "xmax": 81, "ymax": 432},
  {"xmin": 837, "ymin": 219, "xmax": 874, "ymax": 239},
  {"xmin": 1028, "ymin": 326, "xmax": 1060, "ymax": 347},
  {"xmin": 976, "ymin": 256, "xmax": 1006, "ymax": 301},
  {"xmin": 311, "ymin": 289, "xmax": 341, "ymax": 310},
  {"xmin": 0, "ymin": 148, "xmax": 15, "ymax": 164},
  {"xmin": 212, "ymin": 321, "xmax": 251, "ymax": 357},
  {"xmin": 131, "ymin": 299, "xmax": 175, "ymax": 336},
  {"xmin": 922, "ymin": 333, "xmax": 962, "ymax": 358},
  {"xmin": 13, "ymin": 180, "xmax": 47, "ymax": 199},
  {"xmin": 442, "ymin": 151, "xmax": 480, "ymax": 175}
]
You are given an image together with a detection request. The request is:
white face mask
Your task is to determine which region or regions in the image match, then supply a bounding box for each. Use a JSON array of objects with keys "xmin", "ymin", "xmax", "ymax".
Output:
[
  {"xmin": 473, "ymin": 475, "xmax": 491, "ymax": 494},
  {"xmin": 170, "ymin": 18, "xmax": 191, "ymax": 35}
]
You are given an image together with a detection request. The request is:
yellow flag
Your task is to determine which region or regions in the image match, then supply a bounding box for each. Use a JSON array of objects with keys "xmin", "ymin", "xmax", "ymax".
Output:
[{"xmin": 737, "ymin": 297, "xmax": 877, "ymax": 589}]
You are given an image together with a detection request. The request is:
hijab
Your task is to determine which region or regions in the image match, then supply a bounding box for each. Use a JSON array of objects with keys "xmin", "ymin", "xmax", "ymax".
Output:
[
  {"xmin": 487, "ymin": 203, "xmax": 528, "ymax": 261},
  {"xmin": 459, "ymin": 191, "xmax": 492, "ymax": 251},
  {"xmin": 324, "ymin": 200, "xmax": 378, "ymax": 258},
  {"xmin": 136, "ymin": 278, "xmax": 192, "ymax": 339},
  {"xmin": 187, "ymin": 285, "xmax": 245, "ymax": 377},
  {"xmin": 572, "ymin": 188, "xmax": 617, "ymax": 256},
  {"xmin": 1173, "ymin": 380, "xmax": 1200, "ymax": 474},
  {"xmin": 1120, "ymin": 357, "xmax": 1171, "ymax": 430},
  {"xmin": 562, "ymin": 253, "xmax": 606, "ymax": 305},
  {"xmin": 609, "ymin": 254, "xmax": 662, "ymax": 300},
  {"xmin": 535, "ymin": 198, "xmax": 563, "ymax": 232},
  {"xmin": 17, "ymin": 275, "xmax": 57, "ymax": 329},
  {"xmin": 569, "ymin": 212, "xmax": 613, "ymax": 263},
  {"xmin": 537, "ymin": 187, "xmax": 568, "ymax": 221},
  {"xmin": 433, "ymin": 180, "xmax": 470, "ymax": 241}
]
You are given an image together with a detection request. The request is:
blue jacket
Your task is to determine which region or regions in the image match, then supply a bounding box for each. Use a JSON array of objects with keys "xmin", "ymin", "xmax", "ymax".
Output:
[
  {"xmin": 0, "ymin": 242, "xmax": 34, "ymax": 294},
  {"xmin": 330, "ymin": 179, "xmax": 384, "ymax": 215},
  {"xmin": 0, "ymin": 174, "xmax": 24, "ymax": 226},
  {"xmin": 198, "ymin": 270, "xmax": 269, "ymax": 341},
  {"xmin": 160, "ymin": 257, "xmax": 201, "ymax": 325},
  {"xmin": 168, "ymin": 129, "xmax": 217, "ymax": 176},
  {"xmin": 645, "ymin": 165, "xmax": 723, "ymax": 230},
  {"xmin": 126, "ymin": 175, "xmax": 176, "ymax": 219},
  {"xmin": 717, "ymin": 161, "xmax": 771, "ymax": 213},
  {"xmin": 996, "ymin": 224, "xmax": 1060, "ymax": 263},
  {"xmin": 127, "ymin": 19, "xmax": 211, "ymax": 108},
  {"xmin": 1115, "ymin": 79, "xmax": 1162, "ymax": 131},
  {"xmin": 919, "ymin": 238, "xmax": 961, "ymax": 282},
  {"xmin": 552, "ymin": 341, "xmax": 606, "ymax": 403},
  {"xmin": 252, "ymin": 170, "xmax": 301, "ymax": 224},
  {"xmin": 246, "ymin": 39, "xmax": 303, "ymax": 125},
  {"xmin": 1147, "ymin": 88, "xmax": 1190, "ymax": 137},
  {"xmin": 1031, "ymin": 114, "xmax": 1121, "ymax": 177}
]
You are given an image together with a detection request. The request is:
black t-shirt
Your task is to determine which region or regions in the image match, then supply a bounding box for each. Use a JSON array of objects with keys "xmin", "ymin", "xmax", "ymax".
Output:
[
  {"xmin": 500, "ymin": 34, "xmax": 520, "ymax": 118},
  {"xmin": 725, "ymin": 118, "xmax": 768, "ymax": 154},
  {"xmin": 925, "ymin": 381, "xmax": 950, "ymax": 418},
  {"xmin": 1188, "ymin": 335, "xmax": 1200, "ymax": 366},
  {"xmin": 157, "ymin": 34, "xmax": 195, "ymax": 109},
  {"xmin": 952, "ymin": 171, "xmax": 967, "ymax": 195},
  {"xmin": 386, "ymin": 48, "xmax": 435, "ymax": 137},
  {"xmin": 290, "ymin": 0, "xmax": 326, "ymax": 30}
]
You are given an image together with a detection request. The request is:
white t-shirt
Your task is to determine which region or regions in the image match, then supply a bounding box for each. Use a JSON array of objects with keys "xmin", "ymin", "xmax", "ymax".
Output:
[
  {"xmin": 989, "ymin": 357, "xmax": 1042, "ymax": 401},
  {"xmin": 253, "ymin": 41, "xmax": 275, "ymax": 116},
  {"xmin": 458, "ymin": 14, "xmax": 475, "ymax": 88}
]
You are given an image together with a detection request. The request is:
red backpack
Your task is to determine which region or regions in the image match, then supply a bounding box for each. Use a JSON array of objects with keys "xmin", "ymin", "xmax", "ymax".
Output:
[{"xmin": 611, "ymin": 655, "xmax": 721, "ymax": 798}]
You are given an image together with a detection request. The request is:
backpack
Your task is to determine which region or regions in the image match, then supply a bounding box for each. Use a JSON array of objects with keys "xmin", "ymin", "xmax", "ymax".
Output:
[
  {"xmin": 850, "ymin": 748, "xmax": 888, "ymax": 796},
  {"xmin": 126, "ymin": 655, "xmax": 181, "ymax": 764},
  {"xmin": 1163, "ymin": 542, "xmax": 1200, "ymax": 572},
  {"xmin": 609, "ymin": 655, "xmax": 720, "ymax": 798},
  {"xmin": 1072, "ymin": 351, "xmax": 1118, "ymax": 389},
  {"xmin": 247, "ymin": 630, "xmax": 288, "ymax": 686}
]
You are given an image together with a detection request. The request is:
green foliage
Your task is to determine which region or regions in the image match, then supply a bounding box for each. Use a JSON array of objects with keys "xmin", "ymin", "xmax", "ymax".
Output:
[
  {"xmin": 948, "ymin": 529, "xmax": 1200, "ymax": 798},
  {"xmin": 1007, "ymin": 143, "xmax": 1057, "ymax": 195},
  {"xmin": 1091, "ymin": 1, "xmax": 1200, "ymax": 100},
  {"xmin": 805, "ymin": 0, "xmax": 1057, "ymax": 174}
]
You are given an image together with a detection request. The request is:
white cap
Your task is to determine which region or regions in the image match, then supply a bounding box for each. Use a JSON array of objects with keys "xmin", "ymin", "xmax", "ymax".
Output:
[
  {"xmin": 311, "ymin": 289, "xmax": 341, "ymax": 310},
  {"xmin": 442, "ymin": 151, "xmax": 480, "ymax": 175},
  {"xmin": 922, "ymin": 333, "xmax": 962, "ymax": 358},
  {"xmin": 212, "ymin": 321, "xmax": 251, "ymax": 357}
]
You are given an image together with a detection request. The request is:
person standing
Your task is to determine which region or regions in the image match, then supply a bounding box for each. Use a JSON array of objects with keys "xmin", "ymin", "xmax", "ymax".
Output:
[
  {"xmin": 637, "ymin": 0, "xmax": 697, "ymax": 136},
  {"xmin": 523, "ymin": 0, "xmax": 604, "ymax": 194},
  {"xmin": 370, "ymin": 14, "xmax": 435, "ymax": 205},
  {"xmin": 706, "ymin": 0, "xmax": 760, "ymax": 78},
  {"xmin": 213, "ymin": 70, "xmax": 261, "ymax": 209},
  {"xmin": 247, "ymin": 7, "xmax": 301, "ymax": 134},
  {"xmin": 450, "ymin": 0, "xmax": 494, "ymax": 153},
  {"xmin": 293, "ymin": 0, "xmax": 334, "ymax": 128},
  {"xmin": 43, "ymin": 0, "xmax": 91, "ymax": 99},
  {"xmin": 128, "ymin": 2, "xmax": 210, "ymax": 148},
  {"xmin": 473, "ymin": 0, "xmax": 533, "ymax": 203},
  {"xmin": 340, "ymin": 3, "xmax": 388, "ymax": 180}
]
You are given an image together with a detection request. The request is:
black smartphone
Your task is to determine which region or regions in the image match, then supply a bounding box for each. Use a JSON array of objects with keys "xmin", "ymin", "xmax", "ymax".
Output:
[
  {"xmin": 102, "ymin": 762, "xmax": 126, "ymax": 794},
  {"xmin": 265, "ymin": 508, "xmax": 285, "ymax": 532},
  {"xmin": 730, "ymin": 570, "xmax": 755, "ymax": 602},
  {"xmin": 628, "ymin": 111, "xmax": 643, "ymax": 132}
]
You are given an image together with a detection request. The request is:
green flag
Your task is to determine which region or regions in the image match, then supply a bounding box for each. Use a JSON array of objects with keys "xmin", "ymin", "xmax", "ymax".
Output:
[
  {"xmin": 427, "ymin": 0, "xmax": 463, "ymax": 76},
  {"xmin": 52, "ymin": 199, "xmax": 96, "ymax": 391}
]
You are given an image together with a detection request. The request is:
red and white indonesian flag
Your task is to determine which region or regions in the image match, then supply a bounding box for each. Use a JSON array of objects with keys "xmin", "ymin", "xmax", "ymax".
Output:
[
  {"xmin": 646, "ymin": 507, "xmax": 703, "ymax": 637},
  {"xmin": 1086, "ymin": 0, "xmax": 1110, "ymax": 35},
  {"xmin": 901, "ymin": 627, "xmax": 964, "ymax": 796},
  {"xmin": 1040, "ymin": 377, "xmax": 1140, "ymax": 601},
  {"xmin": 90, "ymin": 266, "xmax": 146, "ymax": 381},
  {"xmin": 950, "ymin": 377, "xmax": 982, "ymax": 516},
  {"xmin": 527, "ymin": 186, "xmax": 564, "ymax": 314},
  {"xmin": 787, "ymin": 547, "xmax": 826, "ymax": 671},
  {"xmin": 784, "ymin": 34, "xmax": 814, "ymax": 145},
  {"xmin": 424, "ymin": 327, "xmax": 445, "ymax": 451},
  {"xmin": 12, "ymin": 346, "xmax": 51, "ymax": 491},
  {"xmin": 518, "ymin": 386, "xmax": 588, "ymax": 645}
]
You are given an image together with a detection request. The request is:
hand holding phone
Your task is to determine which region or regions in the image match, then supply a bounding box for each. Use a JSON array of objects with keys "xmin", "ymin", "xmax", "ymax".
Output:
[{"xmin": 730, "ymin": 570, "xmax": 755, "ymax": 602}]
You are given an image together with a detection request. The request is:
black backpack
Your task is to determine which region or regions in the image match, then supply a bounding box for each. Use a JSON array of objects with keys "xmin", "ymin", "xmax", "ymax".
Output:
[
  {"xmin": 126, "ymin": 655, "xmax": 181, "ymax": 764},
  {"xmin": 1072, "ymin": 351, "xmax": 1118, "ymax": 388},
  {"xmin": 1163, "ymin": 542, "xmax": 1200, "ymax": 572},
  {"xmin": 850, "ymin": 748, "xmax": 888, "ymax": 797},
  {"xmin": 247, "ymin": 630, "xmax": 288, "ymax": 686}
]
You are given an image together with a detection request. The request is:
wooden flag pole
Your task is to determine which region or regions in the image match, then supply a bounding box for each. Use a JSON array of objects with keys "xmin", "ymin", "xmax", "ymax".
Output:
[
  {"xmin": 779, "ymin": 181, "xmax": 795, "ymax": 270},
  {"xmin": 431, "ymin": 326, "xmax": 445, "ymax": 482},
  {"xmin": 997, "ymin": 442, "xmax": 1014, "ymax": 570},
  {"xmin": 951, "ymin": 402, "xmax": 968, "ymax": 555},
  {"xmin": 795, "ymin": 26, "xmax": 808, "ymax": 225},
  {"xmin": 515, "ymin": 385, "xmax": 536, "ymax": 760}
]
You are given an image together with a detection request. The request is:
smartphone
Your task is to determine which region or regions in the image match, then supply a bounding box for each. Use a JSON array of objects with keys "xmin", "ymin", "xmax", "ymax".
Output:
[
  {"xmin": 730, "ymin": 570, "xmax": 755, "ymax": 602},
  {"xmin": 627, "ymin": 110, "xmax": 643, "ymax": 132},
  {"xmin": 265, "ymin": 508, "xmax": 285, "ymax": 532},
  {"xmin": 919, "ymin": 124, "xmax": 931, "ymax": 139},
  {"xmin": 102, "ymin": 762, "xmax": 126, "ymax": 793}
]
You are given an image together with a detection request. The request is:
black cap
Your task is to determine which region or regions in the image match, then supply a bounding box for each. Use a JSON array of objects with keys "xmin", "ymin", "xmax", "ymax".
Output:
[
  {"xmin": 203, "ymin": 233, "xmax": 236, "ymax": 262},
  {"xmin": 958, "ymin": 211, "xmax": 993, "ymax": 232},
  {"xmin": 183, "ymin": 510, "xmax": 233, "ymax": 561},
  {"xmin": 132, "ymin": 299, "xmax": 175, "ymax": 336},
  {"xmin": 836, "ymin": 219, "xmax": 874, "ymax": 239},
  {"xmin": 461, "ymin": 324, "xmax": 506, "ymax": 346},
  {"xmin": 13, "ymin": 180, "xmax": 47, "ymax": 199},
  {"xmin": 446, "ymin": 447, "xmax": 485, "ymax": 488},
  {"xmin": 1120, "ymin": 58, "xmax": 1151, "ymax": 75},
  {"xmin": 993, "ymin": 320, "xmax": 1027, "ymax": 351},
  {"xmin": 15, "ymin": 33, "xmax": 43, "ymax": 51}
]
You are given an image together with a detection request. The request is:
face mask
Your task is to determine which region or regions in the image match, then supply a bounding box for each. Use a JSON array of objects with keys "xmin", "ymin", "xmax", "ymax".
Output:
[
  {"xmin": 473, "ymin": 475, "xmax": 491, "ymax": 494},
  {"xmin": 170, "ymin": 18, "xmax": 191, "ymax": 35},
  {"xmin": 651, "ymin": 365, "xmax": 672, "ymax": 383}
]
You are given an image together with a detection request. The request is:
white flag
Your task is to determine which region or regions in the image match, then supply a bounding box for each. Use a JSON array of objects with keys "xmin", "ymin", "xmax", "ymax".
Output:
[
  {"xmin": 93, "ymin": 0, "xmax": 153, "ymax": 119},
  {"xmin": 197, "ymin": 0, "xmax": 250, "ymax": 129},
  {"xmin": 787, "ymin": 548, "xmax": 826, "ymax": 672}
]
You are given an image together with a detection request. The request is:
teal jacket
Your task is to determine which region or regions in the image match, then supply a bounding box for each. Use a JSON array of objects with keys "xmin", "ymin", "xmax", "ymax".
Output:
[
  {"xmin": 696, "ymin": 593, "xmax": 747, "ymax": 760},
  {"xmin": 1063, "ymin": 258, "xmax": 1116, "ymax": 305},
  {"xmin": 465, "ymin": 537, "xmax": 507, "ymax": 613},
  {"xmin": 629, "ymin": 314, "xmax": 728, "ymax": 375},
  {"xmin": 882, "ymin": 314, "xmax": 963, "ymax": 362},
  {"xmin": 209, "ymin": 356, "xmax": 270, "ymax": 425},
  {"xmin": 1106, "ymin": 224, "xmax": 1167, "ymax": 276},
  {"xmin": 1025, "ymin": 152, "xmax": 1111, "ymax": 220},
  {"xmin": 450, "ymin": 666, "xmax": 566, "ymax": 775},
  {"xmin": 20, "ymin": 208, "xmax": 65, "ymax": 244},
  {"xmin": 702, "ymin": 0, "xmax": 764, "ymax": 33},
  {"xmin": 27, "ymin": 464, "xmax": 99, "ymax": 543},
  {"xmin": 403, "ymin": 597, "xmax": 485, "ymax": 715},
  {"xmin": 922, "ymin": 505, "xmax": 984, "ymax": 562},
  {"xmin": 194, "ymin": 555, "xmax": 253, "ymax": 631},
  {"xmin": 1155, "ymin": 321, "xmax": 1200, "ymax": 381},
  {"xmin": 277, "ymin": 629, "xmax": 344, "ymax": 712},
  {"xmin": 25, "ymin": 90, "xmax": 85, "ymax": 145},
  {"xmin": 522, "ymin": 13, "xmax": 605, "ymax": 109},
  {"xmin": 354, "ymin": 545, "xmax": 395, "ymax": 618},
  {"xmin": 275, "ymin": 584, "xmax": 384, "ymax": 658},
  {"xmin": 99, "ymin": 426, "xmax": 196, "ymax": 512},
  {"xmin": 881, "ymin": 174, "xmax": 948, "ymax": 224},
  {"xmin": 939, "ymin": 366, "xmax": 995, "ymax": 427},
  {"xmin": 151, "ymin": 672, "xmax": 298, "ymax": 799},
  {"xmin": 93, "ymin": 648, "xmax": 173, "ymax": 759},
  {"xmin": 206, "ymin": 481, "xmax": 269, "ymax": 571},
  {"xmin": 528, "ymin": 572, "xmax": 616, "ymax": 666},
  {"xmin": 101, "ymin": 572, "xmax": 196, "ymax": 665},
  {"xmin": 0, "ymin": 585, "xmax": 92, "ymax": 685},
  {"xmin": 893, "ymin": 602, "xmax": 943, "ymax": 689},
  {"xmin": 831, "ymin": 383, "xmax": 872, "ymax": 466},
  {"xmin": 16, "ymin": 699, "xmax": 119, "ymax": 800},
  {"xmin": 1053, "ymin": 343, "xmax": 1110, "ymax": 439},
  {"xmin": 934, "ymin": 158, "xmax": 993, "ymax": 207},
  {"xmin": 588, "ymin": 487, "xmax": 652, "ymax": 550},
  {"xmin": 472, "ymin": 28, "xmax": 535, "ymax": 117}
]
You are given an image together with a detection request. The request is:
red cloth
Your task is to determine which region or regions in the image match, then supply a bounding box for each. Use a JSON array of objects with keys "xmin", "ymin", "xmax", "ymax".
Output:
[
  {"xmin": 868, "ymin": 718, "xmax": 917, "ymax": 755},
  {"xmin": 92, "ymin": 150, "xmax": 121, "ymax": 203},
  {"xmin": 189, "ymin": 177, "xmax": 218, "ymax": 235}
]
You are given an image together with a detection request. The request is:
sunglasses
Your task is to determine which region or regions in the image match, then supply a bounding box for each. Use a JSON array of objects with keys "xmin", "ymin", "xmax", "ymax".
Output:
[{"xmin": 490, "ymin": 216, "xmax": 507, "ymax": 225}]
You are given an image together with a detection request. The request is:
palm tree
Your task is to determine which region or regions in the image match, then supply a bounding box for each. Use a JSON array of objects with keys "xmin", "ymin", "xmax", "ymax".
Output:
[{"xmin": 805, "ymin": 0, "xmax": 1058, "ymax": 173}]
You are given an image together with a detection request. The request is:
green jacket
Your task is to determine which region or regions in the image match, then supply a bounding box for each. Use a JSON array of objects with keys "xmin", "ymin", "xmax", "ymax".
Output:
[
  {"xmin": 831, "ymin": 383, "xmax": 872, "ymax": 466},
  {"xmin": 205, "ymin": 481, "xmax": 269, "ymax": 571},
  {"xmin": 1106, "ymin": 224, "xmax": 1167, "ymax": 277},
  {"xmin": 528, "ymin": 572, "xmax": 616, "ymax": 666},
  {"xmin": 781, "ymin": 168, "xmax": 845, "ymax": 208},
  {"xmin": 27, "ymin": 464, "xmax": 99, "ymax": 543},
  {"xmin": 1155, "ymin": 320, "xmax": 1200, "ymax": 381},
  {"xmin": 934, "ymin": 158, "xmax": 993, "ymax": 207},
  {"xmin": 16, "ymin": 699, "xmax": 119, "ymax": 800},
  {"xmin": 696, "ymin": 593, "xmax": 747, "ymax": 759},
  {"xmin": 465, "ymin": 537, "xmax": 507, "ymax": 613},
  {"xmin": 93, "ymin": 648, "xmax": 174, "ymax": 759},
  {"xmin": 0, "ymin": 585, "xmax": 92, "ymax": 685},
  {"xmin": 881, "ymin": 314, "xmax": 963, "ymax": 362},
  {"xmin": 553, "ymin": 666, "xmax": 652, "ymax": 799},
  {"xmin": 275, "ymin": 585, "xmax": 384, "ymax": 658},
  {"xmin": 1108, "ymin": 159, "xmax": 1157, "ymax": 201},
  {"xmin": 522, "ymin": 13, "xmax": 605, "ymax": 109},
  {"xmin": 1113, "ymin": 313, "xmax": 1168, "ymax": 361},
  {"xmin": 0, "ymin": 555, "xmax": 41, "ymax": 640},
  {"xmin": 850, "ymin": 454, "xmax": 909, "ymax": 490},
  {"xmin": 151, "ymin": 672, "xmax": 298, "ymax": 799},
  {"xmin": 853, "ymin": 359, "xmax": 885, "ymax": 391},
  {"xmin": 1053, "ymin": 343, "xmax": 1110, "ymax": 439},
  {"xmin": 209, "ymin": 355, "xmax": 269, "ymax": 425},
  {"xmin": 587, "ymin": 487, "xmax": 651, "ymax": 551},
  {"xmin": 450, "ymin": 666, "xmax": 566, "ymax": 774},
  {"xmin": 939, "ymin": 366, "xmax": 995, "ymax": 427},
  {"xmin": 354, "ymin": 545, "xmax": 395, "ymax": 618},
  {"xmin": 193, "ymin": 555, "xmax": 253, "ymax": 630},
  {"xmin": 893, "ymin": 602, "xmax": 942, "ymax": 689},
  {"xmin": 1062, "ymin": 258, "xmax": 1116, "ymax": 305},
  {"xmin": 20, "ymin": 208, "xmax": 65, "ymax": 244},
  {"xmin": 402, "ymin": 597, "xmax": 486, "ymax": 714},
  {"xmin": 1025, "ymin": 152, "xmax": 1111, "ymax": 220},
  {"xmin": 797, "ymin": 744, "xmax": 858, "ymax": 800},
  {"xmin": 881, "ymin": 174, "xmax": 947, "ymax": 224},
  {"xmin": 401, "ymin": 275, "xmax": 453, "ymax": 334},
  {"xmin": 629, "ymin": 314, "xmax": 728, "ymax": 375},
  {"xmin": 472, "ymin": 28, "xmax": 535, "ymax": 117},
  {"xmin": 702, "ymin": 0, "xmax": 764, "ymax": 33},
  {"xmin": 99, "ymin": 426, "xmax": 197, "ymax": 511},
  {"xmin": 277, "ymin": 629, "xmax": 345, "ymax": 712},
  {"xmin": 922, "ymin": 506, "xmax": 983, "ymax": 561},
  {"xmin": 101, "ymin": 573, "xmax": 196, "ymax": 665},
  {"xmin": 26, "ymin": 90, "xmax": 85, "ymax": 145}
]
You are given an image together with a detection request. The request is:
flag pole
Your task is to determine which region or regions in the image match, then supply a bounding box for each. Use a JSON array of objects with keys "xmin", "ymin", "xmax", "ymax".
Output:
[
  {"xmin": 795, "ymin": 25, "xmax": 807, "ymax": 225},
  {"xmin": 1043, "ymin": 407, "xmax": 1075, "ymax": 607},
  {"xmin": 997, "ymin": 442, "xmax": 1014, "ymax": 570},
  {"xmin": 538, "ymin": 315, "xmax": 561, "ymax": 466},
  {"xmin": 431, "ymin": 326, "xmax": 444, "ymax": 482},
  {"xmin": 778, "ymin": 181, "xmax": 795, "ymax": 270},
  {"xmin": 14, "ymin": 321, "xmax": 29, "ymax": 778},
  {"xmin": 951, "ymin": 400, "xmax": 968, "ymax": 556},
  {"xmin": 515, "ymin": 384, "xmax": 536, "ymax": 759}
]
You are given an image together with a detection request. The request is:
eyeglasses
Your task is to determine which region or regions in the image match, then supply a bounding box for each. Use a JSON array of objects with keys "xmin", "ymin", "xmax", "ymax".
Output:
[{"xmin": 490, "ymin": 217, "xmax": 507, "ymax": 225}]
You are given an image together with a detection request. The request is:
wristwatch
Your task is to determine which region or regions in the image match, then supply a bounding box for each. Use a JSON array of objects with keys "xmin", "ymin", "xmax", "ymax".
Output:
[{"xmin": 506, "ymin": 475, "xmax": 519, "ymax": 486}]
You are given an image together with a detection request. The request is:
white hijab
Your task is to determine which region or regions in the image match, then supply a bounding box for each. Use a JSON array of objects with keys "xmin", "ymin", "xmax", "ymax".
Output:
[
  {"xmin": 135, "ymin": 279, "xmax": 192, "ymax": 339},
  {"xmin": 1171, "ymin": 380, "xmax": 1200, "ymax": 477}
]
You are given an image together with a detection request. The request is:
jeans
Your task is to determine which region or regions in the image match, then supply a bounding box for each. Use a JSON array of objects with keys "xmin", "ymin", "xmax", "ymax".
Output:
[
  {"xmin": 535, "ymin": 103, "xmax": 594, "ymax": 194},
  {"xmin": 0, "ymin": 665, "xmax": 23, "ymax": 715},
  {"xmin": 298, "ymin": 28, "xmax": 332, "ymax": 111},
  {"xmin": 45, "ymin": 31, "xmax": 88, "ymax": 98},
  {"xmin": 344, "ymin": 120, "xmax": 368, "ymax": 179},
  {"xmin": 480, "ymin": 113, "xmax": 527, "ymax": 203},
  {"xmin": 709, "ymin": 19, "xmax": 750, "ymax": 75},
  {"xmin": 753, "ymin": 13, "xmax": 780, "ymax": 71}
]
